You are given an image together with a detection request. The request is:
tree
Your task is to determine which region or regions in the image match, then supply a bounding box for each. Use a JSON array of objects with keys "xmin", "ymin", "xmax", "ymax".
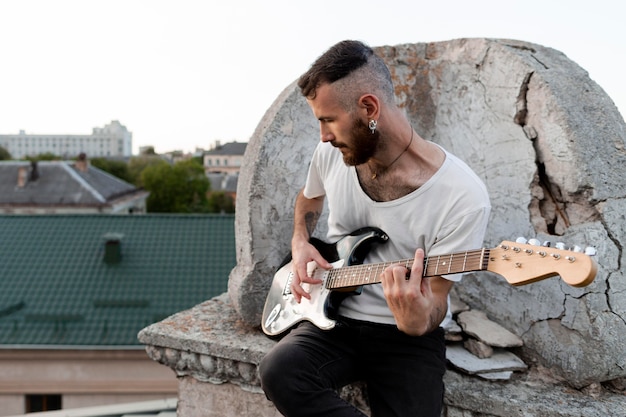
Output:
[
  {"xmin": 29, "ymin": 152, "xmax": 61, "ymax": 161},
  {"xmin": 128, "ymin": 155, "xmax": 167, "ymax": 187},
  {"xmin": 207, "ymin": 191, "xmax": 235, "ymax": 213},
  {"xmin": 90, "ymin": 157, "xmax": 132, "ymax": 183},
  {"xmin": 141, "ymin": 158, "xmax": 211, "ymax": 213},
  {"xmin": 0, "ymin": 146, "xmax": 11, "ymax": 160}
]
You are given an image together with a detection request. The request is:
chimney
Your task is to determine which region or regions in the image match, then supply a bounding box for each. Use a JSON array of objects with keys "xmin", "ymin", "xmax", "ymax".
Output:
[
  {"xmin": 102, "ymin": 233, "xmax": 124, "ymax": 264},
  {"xmin": 30, "ymin": 160, "xmax": 39, "ymax": 181},
  {"xmin": 76, "ymin": 153, "xmax": 89, "ymax": 172},
  {"xmin": 16, "ymin": 166, "xmax": 28, "ymax": 188}
]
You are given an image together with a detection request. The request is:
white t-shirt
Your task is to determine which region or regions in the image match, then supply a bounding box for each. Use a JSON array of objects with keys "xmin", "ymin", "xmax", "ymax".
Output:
[{"xmin": 303, "ymin": 141, "xmax": 491, "ymax": 327}]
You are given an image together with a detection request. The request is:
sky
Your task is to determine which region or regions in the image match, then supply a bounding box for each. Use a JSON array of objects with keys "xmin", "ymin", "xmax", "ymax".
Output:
[{"xmin": 1, "ymin": 0, "xmax": 624, "ymax": 155}]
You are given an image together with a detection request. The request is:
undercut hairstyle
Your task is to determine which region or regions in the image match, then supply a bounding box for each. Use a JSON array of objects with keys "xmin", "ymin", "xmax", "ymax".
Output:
[{"xmin": 297, "ymin": 40, "xmax": 396, "ymax": 110}]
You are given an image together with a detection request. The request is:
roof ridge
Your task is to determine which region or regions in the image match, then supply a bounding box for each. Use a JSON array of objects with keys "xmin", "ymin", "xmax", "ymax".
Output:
[{"xmin": 60, "ymin": 163, "xmax": 107, "ymax": 203}]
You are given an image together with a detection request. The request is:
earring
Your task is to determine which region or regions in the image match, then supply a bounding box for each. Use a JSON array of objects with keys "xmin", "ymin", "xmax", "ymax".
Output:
[{"xmin": 368, "ymin": 119, "xmax": 377, "ymax": 134}]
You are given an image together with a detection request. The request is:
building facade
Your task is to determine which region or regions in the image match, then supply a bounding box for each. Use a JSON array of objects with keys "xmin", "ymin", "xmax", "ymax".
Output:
[
  {"xmin": 0, "ymin": 121, "xmax": 132, "ymax": 159},
  {"xmin": 203, "ymin": 141, "xmax": 246, "ymax": 175}
]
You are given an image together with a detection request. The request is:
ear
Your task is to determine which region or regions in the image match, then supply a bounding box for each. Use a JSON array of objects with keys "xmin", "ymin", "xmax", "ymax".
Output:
[{"xmin": 358, "ymin": 94, "xmax": 380, "ymax": 120}]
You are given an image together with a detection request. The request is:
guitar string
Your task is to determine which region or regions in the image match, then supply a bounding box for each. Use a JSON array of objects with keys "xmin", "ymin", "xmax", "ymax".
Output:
[{"xmin": 325, "ymin": 251, "xmax": 491, "ymax": 289}]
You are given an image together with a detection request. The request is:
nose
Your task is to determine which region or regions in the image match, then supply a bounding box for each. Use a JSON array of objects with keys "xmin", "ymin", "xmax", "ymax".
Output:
[{"xmin": 320, "ymin": 124, "xmax": 334, "ymax": 143}]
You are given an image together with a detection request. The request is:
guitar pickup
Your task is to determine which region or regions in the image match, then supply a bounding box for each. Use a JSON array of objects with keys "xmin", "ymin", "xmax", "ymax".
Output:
[{"xmin": 283, "ymin": 271, "xmax": 294, "ymax": 296}]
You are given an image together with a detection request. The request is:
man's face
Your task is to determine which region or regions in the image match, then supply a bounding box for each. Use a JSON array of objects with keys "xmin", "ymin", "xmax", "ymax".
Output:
[{"xmin": 308, "ymin": 83, "xmax": 380, "ymax": 166}]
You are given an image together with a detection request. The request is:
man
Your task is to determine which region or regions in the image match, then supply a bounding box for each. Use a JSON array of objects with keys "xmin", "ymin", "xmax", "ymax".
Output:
[{"xmin": 259, "ymin": 40, "xmax": 491, "ymax": 417}]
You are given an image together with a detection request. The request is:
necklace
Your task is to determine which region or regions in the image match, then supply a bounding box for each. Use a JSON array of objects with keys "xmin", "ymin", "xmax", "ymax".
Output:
[{"xmin": 370, "ymin": 128, "xmax": 414, "ymax": 180}]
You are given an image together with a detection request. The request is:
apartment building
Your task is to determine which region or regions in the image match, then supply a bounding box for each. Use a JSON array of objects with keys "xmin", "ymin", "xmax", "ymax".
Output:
[{"xmin": 0, "ymin": 121, "xmax": 132, "ymax": 159}]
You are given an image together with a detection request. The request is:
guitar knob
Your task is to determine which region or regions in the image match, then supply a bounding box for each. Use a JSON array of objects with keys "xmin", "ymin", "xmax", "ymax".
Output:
[
  {"xmin": 555, "ymin": 242, "xmax": 566, "ymax": 250},
  {"xmin": 516, "ymin": 237, "xmax": 528, "ymax": 244},
  {"xmin": 584, "ymin": 247, "xmax": 597, "ymax": 256},
  {"xmin": 527, "ymin": 238, "xmax": 541, "ymax": 246}
]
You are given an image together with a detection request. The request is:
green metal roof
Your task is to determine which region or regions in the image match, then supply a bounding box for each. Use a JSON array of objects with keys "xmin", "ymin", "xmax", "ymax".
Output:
[{"xmin": 0, "ymin": 214, "xmax": 235, "ymax": 347}]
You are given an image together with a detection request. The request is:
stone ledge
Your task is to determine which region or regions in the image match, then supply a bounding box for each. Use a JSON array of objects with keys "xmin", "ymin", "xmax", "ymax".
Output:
[
  {"xmin": 139, "ymin": 293, "xmax": 626, "ymax": 417},
  {"xmin": 139, "ymin": 293, "xmax": 275, "ymax": 392}
]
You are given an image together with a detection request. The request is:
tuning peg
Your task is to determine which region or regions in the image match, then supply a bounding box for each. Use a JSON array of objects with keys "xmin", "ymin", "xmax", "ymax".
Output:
[
  {"xmin": 542, "ymin": 241, "xmax": 552, "ymax": 247},
  {"xmin": 555, "ymin": 242, "xmax": 566, "ymax": 250},
  {"xmin": 572, "ymin": 245, "xmax": 583, "ymax": 253},
  {"xmin": 584, "ymin": 247, "xmax": 597, "ymax": 256},
  {"xmin": 516, "ymin": 237, "xmax": 528, "ymax": 244},
  {"xmin": 527, "ymin": 238, "xmax": 541, "ymax": 246}
]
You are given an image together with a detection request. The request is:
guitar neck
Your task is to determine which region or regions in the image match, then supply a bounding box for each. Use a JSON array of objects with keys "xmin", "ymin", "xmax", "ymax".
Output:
[{"xmin": 326, "ymin": 248, "xmax": 490, "ymax": 289}]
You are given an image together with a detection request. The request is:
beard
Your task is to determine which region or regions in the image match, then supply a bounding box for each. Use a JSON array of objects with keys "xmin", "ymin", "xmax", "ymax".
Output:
[{"xmin": 339, "ymin": 117, "xmax": 381, "ymax": 166}]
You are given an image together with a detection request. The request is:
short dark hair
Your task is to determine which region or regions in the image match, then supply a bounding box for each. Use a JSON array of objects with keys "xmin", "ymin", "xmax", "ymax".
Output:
[
  {"xmin": 298, "ymin": 40, "xmax": 372, "ymax": 98},
  {"xmin": 297, "ymin": 40, "xmax": 395, "ymax": 107}
]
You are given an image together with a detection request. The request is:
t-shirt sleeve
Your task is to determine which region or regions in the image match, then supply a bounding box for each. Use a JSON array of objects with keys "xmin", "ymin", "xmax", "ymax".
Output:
[{"xmin": 303, "ymin": 142, "xmax": 328, "ymax": 199}]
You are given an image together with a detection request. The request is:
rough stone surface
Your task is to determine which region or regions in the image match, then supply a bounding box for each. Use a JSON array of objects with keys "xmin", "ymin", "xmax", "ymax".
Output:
[
  {"xmin": 176, "ymin": 377, "xmax": 281, "ymax": 417},
  {"xmin": 227, "ymin": 81, "xmax": 325, "ymax": 328},
  {"xmin": 457, "ymin": 310, "xmax": 524, "ymax": 348},
  {"xmin": 446, "ymin": 345, "xmax": 527, "ymax": 374},
  {"xmin": 445, "ymin": 370, "xmax": 626, "ymax": 417},
  {"xmin": 228, "ymin": 38, "xmax": 626, "ymax": 388},
  {"xmin": 463, "ymin": 338, "xmax": 494, "ymax": 359}
]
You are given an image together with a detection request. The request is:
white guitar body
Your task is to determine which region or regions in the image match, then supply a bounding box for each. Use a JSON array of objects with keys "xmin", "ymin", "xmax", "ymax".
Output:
[{"xmin": 263, "ymin": 259, "xmax": 345, "ymax": 336}]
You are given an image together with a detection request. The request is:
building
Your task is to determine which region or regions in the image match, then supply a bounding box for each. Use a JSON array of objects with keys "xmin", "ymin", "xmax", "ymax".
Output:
[
  {"xmin": 0, "ymin": 214, "xmax": 235, "ymax": 415},
  {"xmin": 0, "ymin": 121, "xmax": 132, "ymax": 159},
  {"xmin": 0, "ymin": 157, "xmax": 148, "ymax": 215},
  {"xmin": 203, "ymin": 141, "xmax": 247, "ymax": 205},
  {"xmin": 203, "ymin": 141, "xmax": 247, "ymax": 175}
]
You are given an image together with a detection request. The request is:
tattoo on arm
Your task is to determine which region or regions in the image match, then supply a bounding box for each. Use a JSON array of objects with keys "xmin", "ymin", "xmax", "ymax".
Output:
[{"xmin": 304, "ymin": 210, "xmax": 320, "ymax": 237}]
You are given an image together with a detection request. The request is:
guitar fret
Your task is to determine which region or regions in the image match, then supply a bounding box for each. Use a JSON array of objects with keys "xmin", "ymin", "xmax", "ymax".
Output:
[
  {"xmin": 325, "ymin": 249, "xmax": 491, "ymax": 290},
  {"xmin": 462, "ymin": 251, "xmax": 467, "ymax": 270}
]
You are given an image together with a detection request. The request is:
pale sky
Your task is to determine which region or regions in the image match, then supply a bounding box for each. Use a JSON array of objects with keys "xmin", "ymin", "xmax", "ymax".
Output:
[{"xmin": 1, "ymin": 0, "xmax": 624, "ymax": 155}]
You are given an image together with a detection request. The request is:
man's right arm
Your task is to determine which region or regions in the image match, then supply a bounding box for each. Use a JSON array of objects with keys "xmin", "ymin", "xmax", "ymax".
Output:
[{"xmin": 290, "ymin": 189, "xmax": 332, "ymax": 302}]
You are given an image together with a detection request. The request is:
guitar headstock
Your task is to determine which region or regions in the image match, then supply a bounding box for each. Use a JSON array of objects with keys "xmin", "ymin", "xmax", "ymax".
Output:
[{"xmin": 487, "ymin": 238, "xmax": 597, "ymax": 287}]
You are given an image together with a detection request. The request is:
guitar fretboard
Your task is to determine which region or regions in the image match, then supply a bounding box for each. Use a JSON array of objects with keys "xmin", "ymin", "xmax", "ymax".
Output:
[{"xmin": 325, "ymin": 248, "xmax": 490, "ymax": 289}]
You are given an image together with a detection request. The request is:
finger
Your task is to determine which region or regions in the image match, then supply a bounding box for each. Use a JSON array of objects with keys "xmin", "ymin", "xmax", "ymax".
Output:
[
  {"xmin": 392, "ymin": 265, "xmax": 410, "ymax": 281},
  {"xmin": 290, "ymin": 277, "xmax": 308, "ymax": 302},
  {"xmin": 381, "ymin": 265, "xmax": 409, "ymax": 290},
  {"xmin": 312, "ymin": 253, "xmax": 333, "ymax": 270},
  {"xmin": 291, "ymin": 262, "xmax": 320, "ymax": 302},
  {"xmin": 411, "ymin": 248, "xmax": 425, "ymax": 277},
  {"xmin": 303, "ymin": 261, "xmax": 323, "ymax": 284},
  {"xmin": 292, "ymin": 284, "xmax": 308, "ymax": 302}
]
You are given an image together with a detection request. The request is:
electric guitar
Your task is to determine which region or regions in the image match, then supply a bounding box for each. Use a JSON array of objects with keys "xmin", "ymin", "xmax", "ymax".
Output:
[{"xmin": 261, "ymin": 227, "xmax": 597, "ymax": 337}]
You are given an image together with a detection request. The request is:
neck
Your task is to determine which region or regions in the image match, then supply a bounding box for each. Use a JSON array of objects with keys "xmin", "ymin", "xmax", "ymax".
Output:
[{"xmin": 369, "ymin": 127, "xmax": 414, "ymax": 180}]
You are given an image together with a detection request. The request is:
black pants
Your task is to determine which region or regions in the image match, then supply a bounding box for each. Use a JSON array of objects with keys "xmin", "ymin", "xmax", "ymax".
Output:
[{"xmin": 259, "ymin": 318, "xmax": 446, "ymax": 417}]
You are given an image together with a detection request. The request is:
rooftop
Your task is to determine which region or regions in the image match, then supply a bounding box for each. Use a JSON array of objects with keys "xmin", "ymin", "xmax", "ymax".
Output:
[
  {"xmin": 204, "ymin": 141, "xmax": 247, "ymax": 156},
  {"xmin": 0, "ymin": 160, "xmax": 142, "ymax": 208},
  {"xmin": 0, "ymin": 214, "xmax": 235, "ymax": 347}
]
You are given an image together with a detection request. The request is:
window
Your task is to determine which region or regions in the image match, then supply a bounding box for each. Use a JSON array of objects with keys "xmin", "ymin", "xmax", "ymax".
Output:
[{"xmin": 26, "ymin": 394, "xmax": 62, "ymax": 412}]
